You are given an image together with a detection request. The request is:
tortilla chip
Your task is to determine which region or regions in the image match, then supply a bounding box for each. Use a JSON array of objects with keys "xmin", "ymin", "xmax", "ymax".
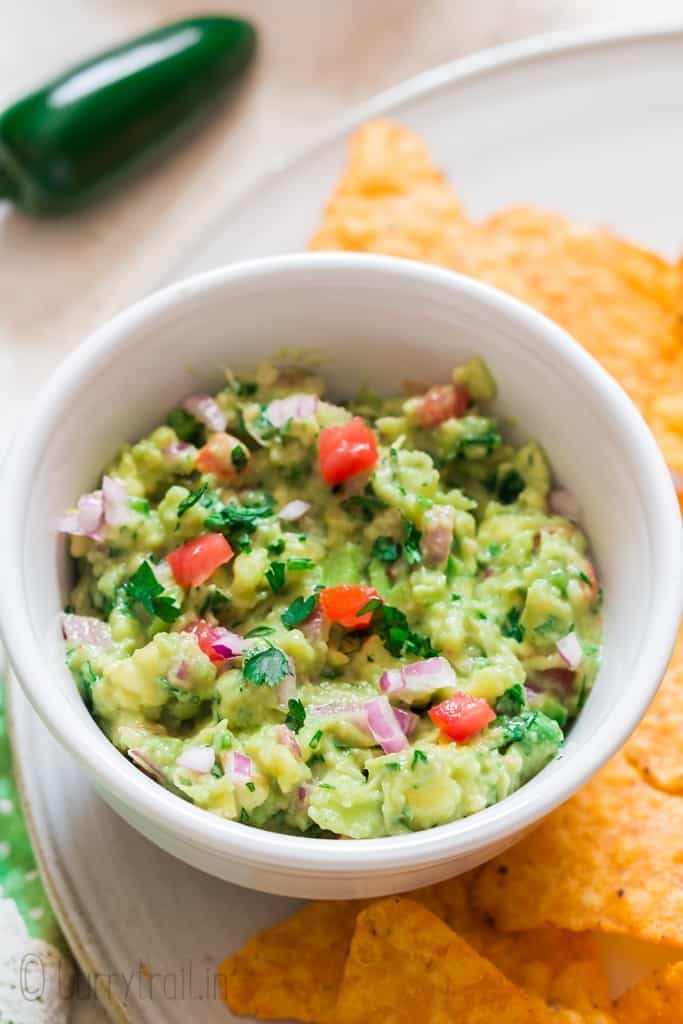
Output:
[
  {"xmin": 624, "ymin": 624, "xmax": 683, "ymax": 793},
  {"xmin": 220, "ymin": 874, "xmax": 609, "ymax": 1021},
  {"xmin": 335, "ymin": 897, "xmax": 555, "ymax": 1023},
  {"xmin": 472, "ymin": 755, "xmax": 683, "ymax": 945},
  {"xmin": 613, "ymin": 961, "xmax": 683, "ymax": 1023},
  {"xmin": 218, "ymin": 901, "xmax": 363, "ymax": 1023},
  {"xmin": 311, "ymin": 120, "xmax": 683, "ymax": 474}
]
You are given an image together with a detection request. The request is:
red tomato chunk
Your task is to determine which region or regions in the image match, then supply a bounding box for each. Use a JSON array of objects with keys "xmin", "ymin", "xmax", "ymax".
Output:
[
  {"xmin": 318, "ymin": 417, "xmax": 378, "ymax": 485},
  {"xmin": 167, "ymin": 533, "xmax": 233, "ymax": 588},
  {"xmin": 319, "ymin": 585, "xmax": 380, "ymax": 630},
  {"xmin": 429, "ymin": 692, "xmax": 495, "ymax": 741}
]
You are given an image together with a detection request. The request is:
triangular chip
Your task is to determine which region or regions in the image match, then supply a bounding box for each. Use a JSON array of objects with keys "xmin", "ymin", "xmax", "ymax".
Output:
[
  {"xmin": 624, "ymin": 624, "xmax": 683, "ymax": 794},
  {"xmin": 335, "ymin": 897, "xmax": 555, "ymax": 1023},
  {"xmin": 311, "ymin": 120, "xmax": 683, "ymax": 473},
  {"xmin": 613, "ymin": 961, "xmax": 683, "ymax": 1023},
  {"xmin": 473, "ymin": 754, "xmax": 683, "ymax": 945}
]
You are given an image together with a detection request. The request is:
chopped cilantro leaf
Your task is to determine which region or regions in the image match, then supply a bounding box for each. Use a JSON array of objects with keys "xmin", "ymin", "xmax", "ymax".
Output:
[
  {"xmin": 231, "ymin": 445, "xmax": 248, "ymax": 471},
  {"xmin": 361, "ymin": 600, "xmax": 438, "ymax": 659},
  {"xmin": 385, "ymin": 761, "xmax": 401, "ymax": 771},
  {"xmin": 495, "ymin": 683, "xmax": 526, "ymax": 717},
  {"xmin": 578, "ymin": 570, "xmax": 592, "ymax": 586},
  {"xmin": 234, "ymin": 378, "xmax": 258, "ymax": 397},
  {"xmin": 309, "ymin": 729, "xmax": 323, "ymax": 750},
  {"xmin": 267, "ymin": 538, "xmax": 286, "ymax": 555},
  {"xmin": 200, "ymin": 588, "xmax": 231, "ymax": 615},
  {"xmin": 403, "ymin": 518, "xmax": 422, "ymax": 565},
  {"xmin": 167, "ymin": 407, "xmax": 203, "ymax": 445},
  {"xmin": 239, "ymin": 808, "xmax": 250, "ymax": 824},
  {"xmin": 210, "ymin": 764, "xmax": 223, "ymax": 778},
  {"xmin": 205, "ymin": 495, "xmax": 274, "ymax": 534},
  {"xmin": 245, "ymin": 781, "xmax": 256, "ymax": 792},
  {"xmin": 285, "ymin": 698, "xmax": 306, "ymax": 733},
  {"xmin": 266, "ymin": 561, "xmax": 286, "ymax": 593},
  {"xmin": 412, "ymin": 749, "xmax": 427, "ymax": 768},
  {"xmin": 371, "ymin": 536, "xmax": 401, "ymax": 563},
  {"xmin": 341, "ymin": 494, "xmax": 384, "ymax": 521},
  {"xmin": 245, "ymin": 626, "xmax": 275, "ymax": 638},
  {"xmin": 79, "ymin": 662, "xmax": 96, "ymax": 712},
  {"xmin": 287, "ymin": 557, "xmax": 314, "ymax": 571},
  {"xmin": 501, "ymin": 607, "xmax": 524, "ymax": 643},
  {"xmin": 487, "ymin": 543, "xmax": 501, "ymax": 558},
  {"xmin": 123, "ymin": 561, "xmax": 181, "ymax": 623},
  {"xmin": 318, "ymin": 783, "xmax": 335, "ymax": 790},
  {"xmin": 282, "ymin": 594, "xmax": 317, "ymax": 629},
  {"xmin": 458, "ymin": 428, "xmax": 501, "ymax": 455},
  {"xmin": 243, "ymin": 646, "xmax": 289, "ymax": 686},
  {"xmin": 220, "ymin": 734, "xmax": 233, "ymax": 749},
  {"xmin": 497, "ymin": 470, "xmax": 525, "ymax": 504},
  {"xmin": 177, "ymin": 483, "xmax": 209, "ymax": 519}
]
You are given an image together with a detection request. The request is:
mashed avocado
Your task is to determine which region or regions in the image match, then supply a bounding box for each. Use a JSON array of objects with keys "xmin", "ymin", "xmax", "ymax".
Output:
[{"xmin": 61, "ymin": 359, "xmax": 602, "ymax": 838}]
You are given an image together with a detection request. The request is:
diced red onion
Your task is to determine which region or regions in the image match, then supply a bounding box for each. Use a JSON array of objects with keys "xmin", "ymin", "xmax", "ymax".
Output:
[
  {"xmin": 59, "ymin": 489, "xmax": 105, "ymax": 540},
  {"xmin": 420, "ymin": 505, "xmax": 455, "ymax": 567},
  {"xmin": 380, "ymin": 656, "xmax": 455, "ymax": 701},
  {"xmin": 222, "ymin": 750, "xmax": 254, "ymax": 783},
  {"xmin": 164, "ymin": 441, "xmax": 197, "ymax": 465},
  {"xmin": 310, "ymin": 700, "xmax": 372, "ymax": 733},
  {"xmin": 527, "ymin": 668, "xmax": 575, "ymax": 695},
  {"xmin": 276, "ymin": 725, "xmax": 302, "ymax": 760},
  {"xmin": 128, "ymin": 748, "xmax": 164, "ymax": 783},
  {"xmin": 301, "ymin": 608, "xmax": 325, "ymax": 642},
  {"xmin": 176, "ymin": 745, "xmax": 215, "ymax": 774},
  {"xmin": 210, "ymin": 628, "xmax": 248, "ymax": 660},
  {"xmin": 181, "ymin": 393, "xmax": 226, "ymax": 433},
  {"xmin": 102, "ymin": 475, "xmax": 131, "ymax": 527},
  {"xmin": 366, "ymin": 696, "xmax": 409, "ymax": 754},
  {"xmin": 549, "ymin": 488, "xmax": 581, "ymax": 522},
  {"xmin": 393, "ymin": 707, "xmax": 419, "ymax": 736},
  {"xmin": 278, "ymin": 499, "xmax": 311, "ymax": 521},
  {"xmin": 293, "ymin": 784, "xmax": 310, "ymax": 809},
  {"xmin": 61, "ymin": 613, "xmax": 112, "ymax": 648},
  {"xmin": 265, "ymin": 394, "xmax": 319, "ymax": 428},
  {"xmin": 556, "ymin": 633, "xmax": 583, "ymax": 670}
]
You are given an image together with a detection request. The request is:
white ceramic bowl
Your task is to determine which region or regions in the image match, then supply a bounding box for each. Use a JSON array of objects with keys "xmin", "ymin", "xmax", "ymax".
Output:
[{"xmin": 2, "ymin": 254, "xmax": 681, "ymax": 899}]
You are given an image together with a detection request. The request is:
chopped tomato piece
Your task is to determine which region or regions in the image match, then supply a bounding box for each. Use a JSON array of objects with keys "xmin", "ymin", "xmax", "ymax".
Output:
[
  {"xmin": 197, "ymin": 432, "xmax": 249, "ymax": 480},
  {"xmin": 319, "ymin": 585, "xmax": 380, "ymax": 630},
  {"xmin": 183, "ymin": 619, "xmax": 224, "ymax": 663},
  {"xmin": 167, "ymin": 533, "xmax": 233, "ymax": 588},
  {"xmin": 318, "ymin": 417, "xmax": 378, "ymax": 485},
  {"xmin": 416, "ymin": 383, "xmax": 469, "ymax": 428},
  {"xmin": 429, "ymin": 692, "xmax": 495, "ymax": 741}
]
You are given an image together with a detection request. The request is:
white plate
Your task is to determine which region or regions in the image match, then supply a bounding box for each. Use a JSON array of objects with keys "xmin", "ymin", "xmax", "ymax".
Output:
[{"xmin": 9, "ymin": 24, "xmax": 683, "ymax": 1023}]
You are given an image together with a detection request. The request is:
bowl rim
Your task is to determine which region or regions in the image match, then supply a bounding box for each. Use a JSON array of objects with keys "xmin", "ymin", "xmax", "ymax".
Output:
[{"xmin": 1, "ymin": 251, "xmax": 681, "ymax": 874}]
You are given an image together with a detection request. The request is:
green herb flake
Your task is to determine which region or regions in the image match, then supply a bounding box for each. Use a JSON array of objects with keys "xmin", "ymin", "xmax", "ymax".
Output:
[
  {"xmin": 245, "ymin": 781, "xmax": 256, "ymax": 792},
  {"xmin": 231, "ymin": 445, "xmax": 248, "ymax": 471},
  {"xmin": 123, "ymin": 560, "xmax": 181, "ymax": 623},
  {"xmin": 282, "ymin": 594, "xmax": 317, "ymax": 629},
  {"xmin": 501, "ymin": 607, "xmax": 524, "ymax": 643},
  {"xmin": 403, "ymin": 518, "xmax": 422, "ymax": 566},
  {"xmin": 287, "ymin": 557, "xmax": 315, "ymax": 571},
  {"xmin": 267, "ymin": 538, "xmax": 286, "ymax": 555},
  {"xmin": 220, "ymin": 734, "xmax": 233, "ymax": 750},
  {"xmin": 128, "ymin": 496, "xmax": 150, "ymax": 515},
  {"xmin": 495, "ymin": 683, "xmax": 526, "ymax": 717},
  {"xmin": 243, "ymin": 646, "xmax": 290, "ymax": 687},
  {"xmin": 497, "ymin": 470, "xmax": 525, "ymax": 505},
  {"xmin": 285, "ymin": 698, "xmax": 306, "ymax": 733},
  {"xmin": 177, "ymin": 483, "xmax": 209, "ymax": 519},
  {"xmin": 371, "ymin": 536, "xmax": 401, "ymax": 563},
  {"xmin": 167, "ymin": 407, "xmax": 203, "ymax": 445},
  {"xmin": 578, "ymin": 571, "xmax": 592, "ymax": 586},
  {"xmin": 385, "ymin": 762, "xmax": 401, "ymax": 772},
  {"xmin": 265, "ymin": 561, "xmax": 286, "ymax": 593},
  {"xmin": 245, "ymin": 625, "xmax": 276, "ymax": 638},
  {"xmin": 411, "ymin": 749, "xmax": 427, "ymax": 769},
  {"xmin": 309, "ymin": 729, "xmax": 323, "ymax": 750},
  {"xmin": 360, "ymin": 600, "xmax": 438, "ymax": 659},
  {"xmin": 239, "ymin": 808, "xmax": 250, "ymax": 824},
  {"xmin": 200, "ymin": 588, "xmax": 231, "ymax": 616},
  {"xmin": 234, "ymin": 378, "xmax": 258, "ymax": 397},
  {"xmin": 205, "ymin": 495, "xmax": 274, "ymax": 534},
  {"xmin": 318, "ymin": 783, "xmax": 335, "ymax": 790},
  {"xmin": 210, "ymin": 764, "xmax": 223, "ymax": 779}
]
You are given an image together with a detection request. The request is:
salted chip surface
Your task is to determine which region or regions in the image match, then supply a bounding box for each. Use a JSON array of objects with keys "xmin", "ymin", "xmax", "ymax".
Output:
[
  {"xmin": 624, "ymin": 624, "xmax": 683, "ymax": 793},
  {"xmin": 473, "ymin": 755, "xmax": 683, "ymax": 945},
  {"xmin": 311, "ymin": 120, "xmax": 683, "ymax": 474},
  {"xmin": 613, "ymin": 961, "xmax": 683, "ymax": 1023},
  {"xmin": 335, "ymin": 897, "xmax": 555, "ymax": 1023},
  {"xmin": 218, "ymin": 901, "xmax": 363, "ymax": 1023}
]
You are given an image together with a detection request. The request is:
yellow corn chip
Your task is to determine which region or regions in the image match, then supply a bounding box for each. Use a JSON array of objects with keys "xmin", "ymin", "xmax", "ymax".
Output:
[
  {"xmin": 613, "ymin": 961, "xmax": 683, "ymax": 1023},
  {"xmin": 311, "ymin": 121, "xmax": 683, "ymax": 473},
  {"xmin": 473, "ymin": 755, "xmax": 683, "ymax": 945},
  {"xmin": 219, "ymin": 875, "xmax": 609, "ymax": 1022},
  {"xmin": 335, "ymin": 897, "xmax": 555, "ymax": 1023},
  {"xmin": 218, "ymin": 901, "xmax": 363, "ymax": 1023},
  {"xmin": 624, "ymin": 624, "xmax": 683, "ymax": 794}
]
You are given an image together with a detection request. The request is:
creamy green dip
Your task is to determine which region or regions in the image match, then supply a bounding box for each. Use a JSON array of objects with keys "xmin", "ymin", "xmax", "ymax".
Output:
[{"xmin": 61, "ymin": 358, "xmax": 602, "ymax": 838}]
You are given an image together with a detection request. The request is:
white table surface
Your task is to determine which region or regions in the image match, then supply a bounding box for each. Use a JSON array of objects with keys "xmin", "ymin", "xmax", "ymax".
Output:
[{"xmin": 2, "ymin": 1, "xmax": 681, "ymax": 1020}]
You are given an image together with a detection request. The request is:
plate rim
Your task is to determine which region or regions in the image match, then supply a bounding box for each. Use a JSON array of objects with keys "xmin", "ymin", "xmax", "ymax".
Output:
[
  {"xmin": 170, "ymin": 17, "xmax": 683, "ymax": 282},
  {"xmin": 8, "ymin": 19, "xmax": 683, "ymax": 1019}
]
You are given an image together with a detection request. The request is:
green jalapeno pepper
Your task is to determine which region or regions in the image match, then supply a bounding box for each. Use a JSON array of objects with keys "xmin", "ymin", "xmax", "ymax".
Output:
[{"xmin": 0, "ymin": 16, "xmax": 257, "ymax": 213}]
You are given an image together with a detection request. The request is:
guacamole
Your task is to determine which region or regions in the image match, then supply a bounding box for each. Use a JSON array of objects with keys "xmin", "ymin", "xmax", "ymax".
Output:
[{"xmin": 60, "ymin": 358, "xmax": 602, "ymax": 838}]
